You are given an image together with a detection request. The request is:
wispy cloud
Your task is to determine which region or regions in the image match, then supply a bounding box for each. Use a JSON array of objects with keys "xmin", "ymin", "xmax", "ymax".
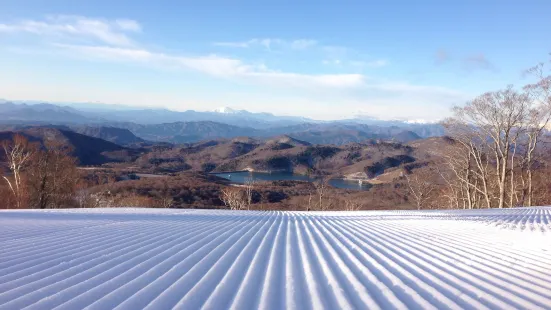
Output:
[
  {"xmin": 0, "ymin": 15, "xmax": 140, "ymax": 46},
  {"xmin": 289, "ymin": 39, "xmax": 317, "ymax": 50},
  {"xmin": 365, "ymin": 80, "xmax": 464, "ymax": 96},
  {"xmin": 356, "ymin": 60, "xmax": 389, "ymax": 68},
  {"xmin": 57, "ymin": 44, "xmax": 458, "ymax": 100},
  {"xmin": 321, "ymin": 45, "xmax": 388, "ymax": 69},
  {"xmin": 434, "ymin": 49, "xmax": 450, "ymax": 65},
  {"xmin": 463, "ymin": 53, "xmax": 497, "ymax": 72},
  {"xmin": 213, "ymin": 38, "xmax": 317, "ymax": 50},
  {"xmin": 322, "ymin": 45, "xmax": 351, "ymax": 59},
  {"xmin": 115, "ymin": 19, "xmax": 141, "ymax": 32},
  {"xmin": 212, "ymin": 41, "xmax": 250, "ymax": 48},
  {"xmin": 56, "ymin": 44, "xmax": 365, "ymax": 89},
  {"xmin": 322, "ymin": 59, "xmax": 342, "ymax": 66},
  {"xmin": 323, "ymin": 59, "xmax": 388, "ymax": 68}
]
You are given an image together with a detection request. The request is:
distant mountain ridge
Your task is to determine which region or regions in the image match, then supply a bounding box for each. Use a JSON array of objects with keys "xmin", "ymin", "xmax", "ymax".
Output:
[
  {"xmin": 69, "ymin": 126, "xmax": 146, "ymax": 146},
  {"xmin": 106, "ymin": 121, "xmax": 425, "ymax": 145},
  {"xmin": 0, "ymin": 101, "xmax": 311, "ymax": 128},
  {"xmin": 111, "ymin": 121, "xmax": 261, "ymax": 144},
  {"xmin": 0, "ymin": 102, "xmax": 94, "ymax": 123},
  {"xmin": 0, "ymin": 101, "xmax": 444, "ymax": 144},
  {"xmin": 0, "ymin": 100, "xmax": 440, "ymax": 128}
]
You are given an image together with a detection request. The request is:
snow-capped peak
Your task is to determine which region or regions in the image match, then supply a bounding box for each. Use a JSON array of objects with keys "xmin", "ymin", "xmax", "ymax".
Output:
[
  {"xmin": 213, "ymin": 107, "xmax": 238, "ymax": 114},
  {"xmin": 404, "ymin": 119, "xmax": 439, "ymax": 124}
]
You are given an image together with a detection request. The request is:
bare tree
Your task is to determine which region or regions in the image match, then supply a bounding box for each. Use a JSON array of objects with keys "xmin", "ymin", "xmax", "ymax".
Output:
[
  {"xmin": 435, "ymin": 165, "xmax": 461, "ymax": 209},
  {"xmin": 1, "ymin": 135, "xmax": 35, "ymax": 209},
  {"xmin": 314, "ymin": 177, "xmax": 330, "ymax": 211},
  {"xmin": 343, "ymin": 199, "xmax": 363, "ymax": 211},
  {"xmin": 27, "ymin": 140, "xmax": 78, "ymax": 209},
  {"xmin": 244, "ymin": 177, "xmax": 256, "ymax": 210},
  {"xmin": 220, "ymin": 187, "xmax": 246, "ymax": 210},
  {"xmin": 520, "ymin": 61, "xmax": 551, "ymax": 206},
  {"xmin": 158, "ymin": 195, "xmax": 174, "ymax": 208},
  {"xmin": 74, "ymin": 188, "xmax": 92, "ymax": 208},
  {"xmin": 436, "ymin": 136, "xmax": 490, "ymax": 209},
  {"xmin": 90, "ymin": 191, "xmax": 115, "ymax": 208},
  {"xmin": 404, "ymin": 169, "xmax": 436, "ymax": 210},
  {"xmin": 451, "ymin": 87, "xmax": 531, "ymax": 208},
  {"xmin": 0, "ymin": 184, "xmax": 16, "ymax": 209},
  {"xmin": 114, "ymin": 194, "xmax": 156, "ymax": 208},
  {"xmin": 157, "ymin": 180, "xmax": 173, "ymax": 208}
]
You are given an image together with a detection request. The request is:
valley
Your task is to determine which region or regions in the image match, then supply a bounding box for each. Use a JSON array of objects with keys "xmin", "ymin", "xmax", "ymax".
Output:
[
  {"xmin": 76, "ymin": 133, "xmax": 421, "ymax": 210},
  {"xmin": 1, "ymin": 98, "xmax": 550, "ymax": 212},
  {"xmin": 0, "ymin": 102, "xmax": 432, "ymax": 210}
]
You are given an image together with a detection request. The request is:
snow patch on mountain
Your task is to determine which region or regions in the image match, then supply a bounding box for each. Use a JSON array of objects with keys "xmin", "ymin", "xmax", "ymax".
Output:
[
  {"xmin": 213, "ymin": 107, "xmax": 240, "ymax": 114},
  {"xmin": 405, "ymin": 118, "xmax": 439, "ymax": 124}
]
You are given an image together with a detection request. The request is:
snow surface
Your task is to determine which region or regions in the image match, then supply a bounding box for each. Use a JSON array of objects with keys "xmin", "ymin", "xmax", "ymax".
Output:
[{"xmin": 1, "ymin": 207, "xmax": 551, "ymax": 310}]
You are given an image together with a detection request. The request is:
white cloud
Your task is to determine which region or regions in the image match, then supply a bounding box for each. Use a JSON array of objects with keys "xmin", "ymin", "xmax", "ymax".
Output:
[
  {"xmin": 324, "ymin": 59, "xmax": 388, "ymax": 68},
  {"xmin": 322, "ymin": 46, "xmax": 350, "ymax": 58},
  {"xmin": 56, "ymin": 44, "xmax": 365, "ymax": 89},
  {"xmin": 322, "ymin": 59, "xmax": 342, "ymax": 65},
  {"xmin": 321, "ymin": 45, "xmax": 388, "ymax": 69},
  {"xmin": 213, "ymin": 38, "xmax": 277, "ymax": 49},
  {"xmin": 366, "ymin": 81, "xmax": 466, "ymax": 98},
  {"xmin": 290, "ymin": 39, "xmax": 317, "ymax": 50},
  {"xmin": 54, "ymin": 44, "xmax": 466, "ymax": 117},
  {"xmin": 115, "ymin": 19, "xmax": 142, "ymax": 32},
  {"xmin": 0, "ymin": 24, "xmax": 11, "ymax": 32},
  {"xmin": 212, "ymin": 41, "xmax": 250, "ymax": 48},
  {"xmin": 213, "ymin": 38, "xmax": 317, "ymax": 50},
  {"xmin": 0, "ymin": 15, "xmax": 140, "ymax": 46},
  {"xmin": 364, "ymin": 60, "xmax": 388, "ymax": 68}
]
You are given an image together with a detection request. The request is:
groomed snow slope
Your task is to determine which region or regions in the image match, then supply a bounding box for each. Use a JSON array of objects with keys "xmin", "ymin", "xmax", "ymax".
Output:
[{"xmin": 1, "ymin": 208, "xmax": 551, "ymax": 310}]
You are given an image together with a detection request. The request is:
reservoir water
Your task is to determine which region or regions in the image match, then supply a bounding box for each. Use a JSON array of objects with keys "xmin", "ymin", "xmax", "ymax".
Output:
[{"xmin": 212, "ymin": 171, "xmax": 372, "ymax": 190}]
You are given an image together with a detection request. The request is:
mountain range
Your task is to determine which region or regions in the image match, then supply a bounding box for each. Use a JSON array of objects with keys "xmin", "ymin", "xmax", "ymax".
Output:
[
  {"xmin": 0, "ymin": 101, "xmax": 310, "ymax": 128},
  {"xmin": 0, "ymin": 101, "xmax": 444, "ymax": 145}
]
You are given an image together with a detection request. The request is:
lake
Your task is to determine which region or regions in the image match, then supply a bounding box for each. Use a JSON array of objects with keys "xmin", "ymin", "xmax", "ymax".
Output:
[{"xmin": 212, "ymin": 171, "xmax": 372, "ymax": 190}]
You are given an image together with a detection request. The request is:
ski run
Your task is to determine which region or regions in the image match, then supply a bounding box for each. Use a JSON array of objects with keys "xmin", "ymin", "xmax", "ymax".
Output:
[{"xmin": 1, "ymin": 207, "xmax": 551, "ymax": 310}]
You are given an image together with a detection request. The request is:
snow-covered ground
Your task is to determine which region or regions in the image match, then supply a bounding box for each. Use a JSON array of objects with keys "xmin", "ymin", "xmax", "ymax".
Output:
[{"xmin": 1, "ymin": 207, "xmax": 550, "ymax": 309}]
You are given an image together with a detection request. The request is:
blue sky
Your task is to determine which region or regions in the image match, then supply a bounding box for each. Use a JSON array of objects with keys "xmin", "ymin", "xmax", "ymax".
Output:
[{"xmin": 0, "ymin": 1, "xmax": 549, "ymax": 120}]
